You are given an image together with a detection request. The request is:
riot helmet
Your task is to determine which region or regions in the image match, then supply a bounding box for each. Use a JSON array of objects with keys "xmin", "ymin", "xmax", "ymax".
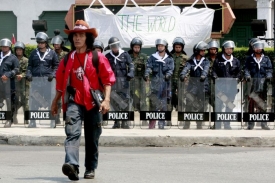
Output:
[
  {"xmin": 130, "ymin": 37, "xmax": 143, "ymax": 48},
  {"xmin": 93, "ymin": 40, "xmax": 104, "ymax": 52},
  {"xmin": 193, "ymin": 41, "xmax": 209, "ymax": 55},
  {"xmin": 106, "ymin": 37, "xmax": 120, "ymax": 51},
  {"xmin": 0, "ymin": 38, "xmax": 12, "ymax": 47},
  {"xmin": 35, "ymin": 32, "xmax": 49, "ymax": 43},
  {"xmin": 155, "ymin": 39, "xmax": 168, "ymax": 47},
  {"xmin": 222, "ymin": 40, "xmax": 235, "ymax": 49},
  {"xmin": 252, "ymin": 41, "xmax": 264, "ymax": 50},
  {"xmin": 51, "ymin": 35, "xmax": 64, "ymax": 45}
]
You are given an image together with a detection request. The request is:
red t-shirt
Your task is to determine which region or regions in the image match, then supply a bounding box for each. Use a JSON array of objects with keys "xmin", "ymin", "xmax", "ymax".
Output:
[{"xmin": 70, "ymin": 52, "xmax": 88, "ymax": 106}]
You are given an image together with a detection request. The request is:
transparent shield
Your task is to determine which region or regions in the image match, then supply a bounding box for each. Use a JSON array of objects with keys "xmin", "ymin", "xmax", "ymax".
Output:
[
  {"xmin": 212, "ymin": 78, "xmax": 242, "ymax": 130},
  {"xmin": 139, "ymin": 76, "xmax": 172, "ymax": 130},
  {"xmin": 242, "ymin": 78, "xmax": 274, "ymax": 130},
  {"xmin": 0, "ymin": 79, "xmax": 12, "ymax": 127},
  {"xmin": 103, "ymin": 77, "xmax": 134, "ymax": 129},
  {"xmin": 24, "ymin": 77, "xmax": 56, "ymax": 128},
  {"xmin": 177, "ymin": 77, "xmax": 208, "ymax": 129}
]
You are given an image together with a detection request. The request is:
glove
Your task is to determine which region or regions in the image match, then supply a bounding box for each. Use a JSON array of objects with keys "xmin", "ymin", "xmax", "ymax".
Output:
[
  {"xmin": 143, "ymin": 75, "xmax": 149, "ymax": 82},
  {"xmin": 26, "ymin": 70, "xmax": 32, "ymax": 82},
  {"xmin": 126, "ymin": 76, "xmax": 132, "ymax": 81},
  {"xmin": 200, "ymin": 76, "xmax": 206, "ymax": 82},
  {"xmin": 48, "ymin": 75, "xmax": 54, "ymax": 82},
  {"xmin": 266, "ymin": 77, "xmax": 272, "ymax": 82},
  {"xmin": 212, "ymin": 75, "xmax": 217, "ymax": 80},
  {"xmin": 245, "ymin": 77, "xmax": 251, "ymax": 82},
  {"xmin": 180, "ymin": 76, "xmax": 185, "ymax": 82},
  {"xmin": 164, "ymin": 75, "xmax": 171, "ymax": 81}
]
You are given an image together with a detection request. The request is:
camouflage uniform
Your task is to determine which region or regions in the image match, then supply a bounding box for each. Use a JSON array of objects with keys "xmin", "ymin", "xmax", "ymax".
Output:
[
  {"xmin": 171, "ymin": 53, "xmax": 188, "ymax": 111},
  {"xmin": 207, "ymin": 55, "xmax": 216, "ymax": 110},
  {"xmin": 14, "ymin": 56, "xmax": 29, "ymax": 122},
  {"xmin": 129, "ymin": 53, "xmax": 148, "ymax": 111},
  {"xmin": 56, "ymin": 50, "xmax": 68, "ymax": 123},
  {"xmin": 57, "ymin": 50, "xmax": 68, "ymax": 62}
]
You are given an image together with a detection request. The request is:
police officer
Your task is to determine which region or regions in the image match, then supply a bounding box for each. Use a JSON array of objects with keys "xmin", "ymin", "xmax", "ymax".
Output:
[
  {"xmin": 244, "ymin": 41, "xmax": 272, "ymax": 130},
  {"xmin": 180, "ymin": 41, "xmax": 210, "ymax": 129},
  {"xmin": 14, "ymin": 41, "xmax": 29, "ymax": 124},
  {"xmin": 170, "ymin": 37, "xmax": 188, "ymax": 111},
  {"xmin": 212, "ymin": 40, "xmax": 241, "ymax": 129},
  {"xmin": 205, "ymin": 40, "xmax": 219, "ymax": 117},
  {"xmin": 93, "ymin": 40, "xmax": 104, "ymax": 53},
  {"xmin": 128, "ymin": 37, "xmax": 148, "ymax": 112},
  {"xmin": 26, "ymin": 32, "xmax": 59, "ymax": 128},
  {"xmin": 0, "ymin": 38, "xmax": 19, "ymax": 127},
  {"xmin": 144, "ymin": 39, "xmax": 174, "ymax": 129},
  {"xmin": 105, "ymin": 37, "xmax": 134, "ymax": 129}
]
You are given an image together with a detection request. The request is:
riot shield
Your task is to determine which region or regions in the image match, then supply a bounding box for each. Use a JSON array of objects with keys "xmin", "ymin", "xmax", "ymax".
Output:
[
  {"xmin": 139, "ymin": 76, "xmax": 172, "ymax": 129},
  {"xmin": 24, "ymin": 77, "xmax": 56, "ymax": 128},
  {"xmin": 242, "ymin": 78, "xmax": 274, "ymax": 130},
  {"xmin": 103, "ymin": 77, "xmax": 134, "ymax": 129},
  {"xmin": 177, "ymin": 77, "xmax": 209, "ymax": 129},
  {"xmin": 0, "ymin": 79, "xmax": 12, "ymax": 127},
  {"xmin": 13, "ymin": 77, "xmax": 28, "ymax": 125},
  {"xmin": 211, "ymin": 78, "xmax": 242, "ymax": 130}
]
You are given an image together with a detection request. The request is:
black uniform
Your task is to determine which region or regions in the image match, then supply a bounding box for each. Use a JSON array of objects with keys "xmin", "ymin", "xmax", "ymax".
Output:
[
  {"xmin": 212, "ymin": 53, "xmax": 241, "ymax": 128},
  {"xmin": 0, "ymin": 51, "xmax": 19, "ymax": 123},
  {"xmin": 105, "ymin": 50, "xmax": 134, "ymax": 128},
  {"xmin": 26, "ymin": 48, "xmax": 58, "ymax": 127}
]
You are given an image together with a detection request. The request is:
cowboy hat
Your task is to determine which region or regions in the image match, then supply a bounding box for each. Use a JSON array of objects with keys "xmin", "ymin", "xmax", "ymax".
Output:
[{"xmin": 64, "ymin": 20, "xmax": 98, "ymax": 38}]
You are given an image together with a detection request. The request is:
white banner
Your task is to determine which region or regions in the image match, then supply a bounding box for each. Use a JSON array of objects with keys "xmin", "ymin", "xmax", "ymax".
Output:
[{"xmin": 84, "ymin": 0, "xmax": 214, "ymax": 49}]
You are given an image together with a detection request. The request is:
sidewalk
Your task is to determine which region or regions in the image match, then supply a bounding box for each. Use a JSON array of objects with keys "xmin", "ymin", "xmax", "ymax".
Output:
[{"xmin": 1, "ymin": 124, "xmax": 275, "ymax": 147}]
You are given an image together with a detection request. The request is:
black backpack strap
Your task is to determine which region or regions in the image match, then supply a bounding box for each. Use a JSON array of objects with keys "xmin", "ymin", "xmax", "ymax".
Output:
[
  {"xmin": 63, "ymin": 52, "xmax": 70, "ymax": 67},
  {"xmin": 92, "ymin": 50, "xmax": 99, "ymax": 74}
]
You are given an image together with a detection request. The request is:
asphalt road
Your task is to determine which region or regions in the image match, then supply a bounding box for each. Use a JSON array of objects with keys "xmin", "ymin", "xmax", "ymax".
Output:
[{"xmin": 0, "ymin": 145, "xmax": 275, "ymax": 183}]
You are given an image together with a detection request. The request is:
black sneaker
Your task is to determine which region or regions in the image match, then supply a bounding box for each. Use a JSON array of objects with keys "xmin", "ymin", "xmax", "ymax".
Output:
[
  {"xmin": 62, "ymin": 163, "xmax": 79, "ymax": 181},
  {"xmin": 247, "ymin": 125, "xmax": 254, "ymax": 130},
  {"xmin": 84, "ymin": 169, "xmax": 95, "ymax": 179}
]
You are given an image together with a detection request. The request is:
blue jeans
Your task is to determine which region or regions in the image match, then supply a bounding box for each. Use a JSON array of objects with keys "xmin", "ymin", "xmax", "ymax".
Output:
[{"xmin": 64, "ymin": 101, "xmax": 102, "ymax": 170}]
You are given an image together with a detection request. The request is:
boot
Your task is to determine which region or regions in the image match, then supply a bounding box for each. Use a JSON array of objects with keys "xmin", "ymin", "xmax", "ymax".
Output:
[
  {"xmin": 12, "ymin": 114, "xmax": 18, "ymax": 124},
  {"xmin": 141, "ymin": 121, "xmax": 148, "ymax": 126},
  {"xmin": 55, "ymin": 114, "xmax": 61, "ymax": 124},
  {"xmin": 183, "ymin": 121, "xmax": 190, "ymax": 129},
  {"xmin": 112, "ymin": 121, "xmax": 121, "ymax": 129},
  {"xmin": 224, "ymin": 122, "xmax": 232, "ymax": 130},
  {"xmin": 247, "ymin": 122, "xmax": 254, "ymax": 130},
  {"xmin": 261, "ymin": 122, "xmax": 270, "ymax": 130},
  {"xmin": 121, "ymin": 121, "xmax": 130, "ymax": 129},
  {"xmin": 28, "ymin": 120, "xmax": 36, "ymax": 128},
  {"xmin": 196, "ymin": 122, "xmax": 202, "ymax": 129},
  {"xmin": 149, "ymin": 120, "xmax": 156, "ymax": 129},
  {"xmin": 4, "ymin": 120, "xmax": 12, "ymax": 128},
  {"xmin": 158, "ymin": 121, "xmax": 165, "ymax": 129},
  {"xmin": 50, "ymin": 120, "xmax": 56, "ymax": 128}
]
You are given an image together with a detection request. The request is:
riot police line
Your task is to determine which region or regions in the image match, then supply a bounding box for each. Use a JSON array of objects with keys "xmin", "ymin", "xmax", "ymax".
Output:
[
  {"xmin": 0, "ymin": 76, "xmax": 273, "ymax": 130},
  {"xmin": 0, "ymin": 33, "xmax": 273, "ymax": 130}
]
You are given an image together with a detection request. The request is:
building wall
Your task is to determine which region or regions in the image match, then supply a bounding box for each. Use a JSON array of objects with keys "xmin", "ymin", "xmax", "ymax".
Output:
[{"xmin": 0, "ymin": 0, "xmax": 74, "ymax": 44}]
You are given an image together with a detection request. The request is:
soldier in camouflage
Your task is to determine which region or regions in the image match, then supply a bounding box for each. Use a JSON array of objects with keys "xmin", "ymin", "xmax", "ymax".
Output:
[
  {"xmin": 93, "ymin": 40, "xmax": 104, "ymax": 53},
  {"xmin": 205, "ymin": 40, "xmax": 219, "ymax": 115},
  {"xmin": 51, "ymin": 35, "xmax": 68, "ymax": 62},
  {"xmin": 14, "ymin": 41, "xmax": 29, "ymax": 124},
  {"xmin": 128, "ymin": 37, "xmax": 148, "ymax": 111},
  {"xmin": 51, "ymin": 35, "xmax": 69, "ymax": 124},
  {"xmin": 170, "ymin": 37, "xmax": 188, "ymax": 111}
]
